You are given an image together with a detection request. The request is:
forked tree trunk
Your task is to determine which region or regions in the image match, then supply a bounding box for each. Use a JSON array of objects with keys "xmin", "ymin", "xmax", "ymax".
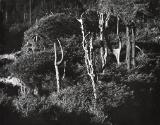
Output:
[
  {"xmin": 88, "ymin": 36, "xmax": 97, "ymax": 100},
  {"xmin": 131, "ymin": 28, "xmax": 135, "ymax": 67},
  {"xmin": 77, "ymin": 14, "xmax": 97, "ymax": 100},
  {"xmin": 126, "ymin": 26, "xmax": 131, "ymax": 70}
]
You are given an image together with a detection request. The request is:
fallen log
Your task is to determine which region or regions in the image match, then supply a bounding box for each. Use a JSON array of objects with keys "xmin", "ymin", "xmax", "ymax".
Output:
[{"xmin": 0, "ymin": 76, "xmax": 26, "ymax": 95}]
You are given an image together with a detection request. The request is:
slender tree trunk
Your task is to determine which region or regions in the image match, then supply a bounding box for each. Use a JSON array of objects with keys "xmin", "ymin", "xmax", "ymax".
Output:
[
  {"xmin": 54, "ymin": 42, "xmax": 60, "ymax": 93},
  {"xmin": 62, "ymin": 61, "xmax": 66, "ymax": 79},
  {"xmin": 5, "ymin": 11, "xmax": 7, "ymax": 23},
  {"xmin": 24, "ymin": 12, "xmax": 27, "ymax": 22},
  {"xmin": 43, "ymin": 0, "xmax": 46, "ymax": 10},
  {"xmin": 53, "ymin": 39, "xmax": 63, "ymax": 93},
  {"xmin": 23, "ymin": 5, "xmax": 26, "ymax": 23},
  {"xmin": 131, "ymin": 28, "xmax": 135, "ymax": 67},
  {"xmin": 117, "ymin": 16, "xmax": 119, "ymax": 35},
  {"xmin": 23, "ymin": 13, "xmax": 25, "ymax": 22},
  {"xmin": 89, "ymin": 35, "xmax": 97, "ymax": 100},
  {"xmin": 77, "ymin": 15, "xmax": 97, "ymax": 100},
  {"xmin": 29, "ymin": 0, "xmax": 32, "ymax": 24},
  {"xmin": 99, "ymin": 11, "xmax": 110, "ymax": 73},
  {"xmin": 126, "ymin": 26, "xmax": 131, "ymax": 70},
  {"xmin": 99, "ymin": 12, "xmax": 105, "ymax": 71},
  {"xmin": 115, "ymin": 16, "xmax": 121, "ymax": 65},
  {"xmin": 99, "ymin": 12, "xmax": 108, "ymax": 73}
]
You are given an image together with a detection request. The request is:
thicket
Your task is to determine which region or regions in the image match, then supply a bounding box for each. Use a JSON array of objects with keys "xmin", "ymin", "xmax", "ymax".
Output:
[
  {"xmin": 0, "ymin": 0, "xmax": 160, "ymax": 125},
  {"xmin": 1, "ymin": 51, "xmax": 160, "ymax": 125}
]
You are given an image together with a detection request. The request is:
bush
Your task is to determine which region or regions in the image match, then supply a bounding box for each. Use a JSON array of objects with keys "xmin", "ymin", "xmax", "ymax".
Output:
[
  {"xmin": 7, "ymin": 13, "xmax": 86, "ymax": 93},
  {"xmin": 12, "ymin": 93, "xmax": 48, "ymax": 117},
  {"xmin": 22, "ymin": 13, "xmax": 81, "ymax": 53},
  {"xmin": 9, "ymin": 78, "xmax": 132, "ymax": 123},
  {"xmin": 7, "ymin": 42, "xmax": 85, "ymax": 93},
  {"xmin": 47, "ymin": 82, "xmax": 132, "ymax": 122},
  {"xmin": 135, "ymin": 52, "xmax": 149, "ymax": 67},
  {"xmin": 0, "ymin": 89, "xmax": 9, "ymax": 105},
  {"xmin": 7, "ymin": 51, "xmax": 57, "ymax": 91},
  {"xmin": 2, "ymin": 48, "xmax": 160, "ymax": 125}
]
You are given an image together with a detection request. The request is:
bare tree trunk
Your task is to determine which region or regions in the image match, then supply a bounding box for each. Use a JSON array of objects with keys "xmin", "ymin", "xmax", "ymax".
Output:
[
  {"xmin": 88, "ymin": 35, "xmax": 97, "ymax": 100},
  {"xmin": 126, "ymin": 26, "xmax": 131, "ymax": 70},
  {"xmin": 23, "ymin": 5, "xmax": 27, "ymax": 23},
  {"xmin": 115, "ymin": 16, "xmax": 122, "ymax": 65},
  {"xmin": 131, "ymin": 28, "xmax": 135, "ymax": 67},
  {"xmin": 54, "ymin": 42, "xmax": 60, "ymax": 93},
  {"xmin": 77, "ymin": 14, "xmax": 97, "ymax": 100},
  {"xmin": 54, "ymin": 39, "xmax": 64, "ymax": 93},
  {"xmin": 117, "ymin": 16, "xmax": 119, "ymax": 35},
  {"xmin": 99, "ymin": 12, "xmax": 104, "ymax": 70},
  {"xmin": 99, "ymin": 12, "xmax": 108, "ymax": 73},
  {"xmin": 29, "ymin": 0, "xmax": 32, "ymax": 24}
]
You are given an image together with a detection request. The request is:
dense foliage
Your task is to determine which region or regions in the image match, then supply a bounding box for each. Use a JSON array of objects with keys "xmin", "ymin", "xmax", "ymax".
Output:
[{"xmin": 0, "ymin": 0, "xmax": 160, "ymax": 125}]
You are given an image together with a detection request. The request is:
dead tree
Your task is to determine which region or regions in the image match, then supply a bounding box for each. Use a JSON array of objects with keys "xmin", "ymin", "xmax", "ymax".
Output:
[
  {"xmin": 77, "ymin": 13, "xmax": 97, "ymax": 100},
  {"xmin": 54, "ymin": 39, "xmax": 64, "ymax": 93}
]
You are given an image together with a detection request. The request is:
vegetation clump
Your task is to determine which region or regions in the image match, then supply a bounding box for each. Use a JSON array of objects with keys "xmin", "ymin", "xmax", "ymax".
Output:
[{"xmin": 0, "ymin": 0, "xmax": 160, "ymax": 125}]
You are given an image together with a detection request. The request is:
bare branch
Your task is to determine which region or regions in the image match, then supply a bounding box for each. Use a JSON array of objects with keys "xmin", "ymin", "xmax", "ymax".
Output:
[
  {"xmin": 85, "ymin": 32, "xmax": 90, "ymax": 38},
  {"xmin": 135, "ymin": 45, "xmax": 144, "ymax": 54},
  {"xmin": 77, "ymin": 12, "xmax": 85, "ymax": 23},
  {"xmin": 57, "ymin": 39, "xmax": 64, "ymax": 65}
]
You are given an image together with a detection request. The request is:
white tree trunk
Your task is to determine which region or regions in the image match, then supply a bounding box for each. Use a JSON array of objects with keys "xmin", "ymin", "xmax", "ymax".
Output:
[
  {"xmin": 88, "ymin": 36, "xmax": 97, "ymax": 100},
  {"xmin": 99, "ymin": 12, "xmax": 105, "ymax": 71},
  {"xmin": 54, "ymin": 42, "xmax": 60, "ymax": 93},
  {"xmin": 131, "ymin": 28, "xmax": 135, "ymax": 67},
  {"xmin": 77, "ymin": 14, "xmax": 97, "ymax": 100},
  {"xmin": 54, "ymin": 39, "xmax": 64, "ymax": 93}
]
